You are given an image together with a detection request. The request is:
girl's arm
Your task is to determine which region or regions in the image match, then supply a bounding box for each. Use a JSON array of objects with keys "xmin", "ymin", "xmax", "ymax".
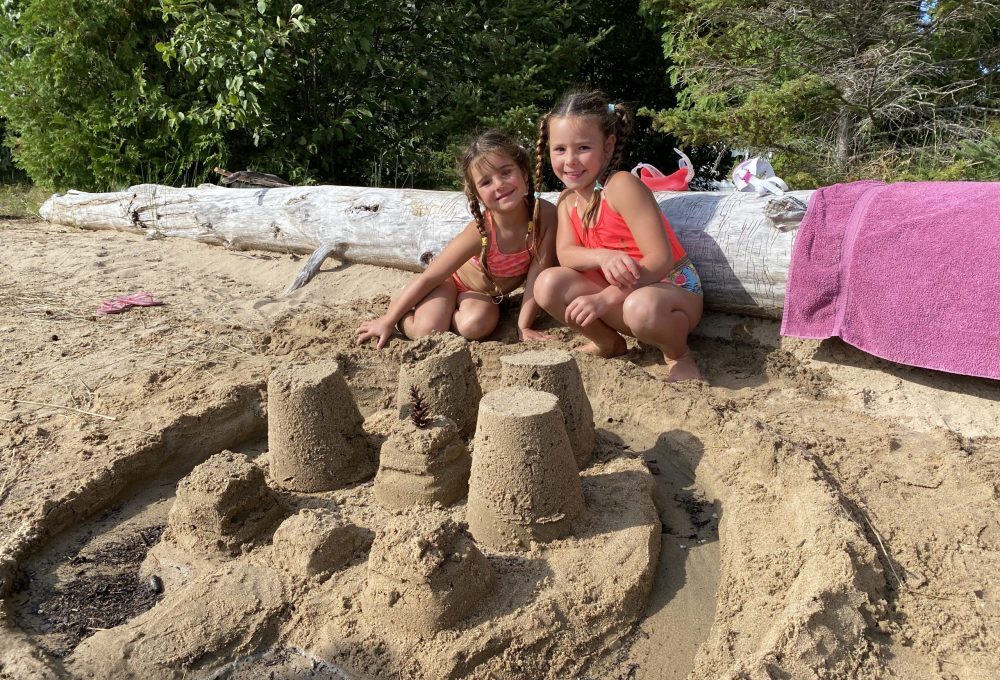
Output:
[
  {"xmin": 356, "ymin": 221, "xmax": 481, "ymax": 348},
  {"xmin": 517, "ymin": 199, "xmax": 558, "ymax": 341},
  {"xmin": 602, "ymin": 171, "xmax": 674, "ymax": 284}
]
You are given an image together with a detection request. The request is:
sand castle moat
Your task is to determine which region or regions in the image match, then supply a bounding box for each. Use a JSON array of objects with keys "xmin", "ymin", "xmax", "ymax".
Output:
[{"xmin": 2, "ymin": 256, "xmax": 996, "ymax": 680}]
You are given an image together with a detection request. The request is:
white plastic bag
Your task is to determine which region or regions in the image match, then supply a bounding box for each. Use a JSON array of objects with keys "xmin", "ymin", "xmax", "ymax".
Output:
[{"xmin": 732, "ymin": 156, "xmax": 788, "ymax": 197}]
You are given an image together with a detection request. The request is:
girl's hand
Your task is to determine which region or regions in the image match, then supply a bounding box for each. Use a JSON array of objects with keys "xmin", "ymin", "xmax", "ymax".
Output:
[
  {"xmin": 356, "ymin": 316, "xmax": 396, "ymax": 349},
  {"xmin": 566, "ymin": 293, "xmax": 611, "ymax": 328},
  {"xmin": 599, "ymin": 250, "xmax": 641, "ymax": 288},
  {"xmin": 518, "ymin": 327, "xmax": 551, "ymax": 343}
]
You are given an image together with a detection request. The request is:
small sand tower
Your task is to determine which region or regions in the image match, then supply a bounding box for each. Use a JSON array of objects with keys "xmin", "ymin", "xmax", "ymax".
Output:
[
  {"xmin": 267, "ymin": 360, "xmax": 375, "ymax": 491},
  {"xmin": 395, "ymin": 334, "xmax": 482, "ymax": 437},
  {"xmin": 467, "ymin": 388, "xmax": 585, "ymax": 550},
  {"xmin": 499, "ymin": 349, "xmax": 595, "ymax": 469},
  {"xmin": 166, "ymin": 450, "xmax": 282, "ymax": 557},
  {"xmin": 373, "ymin": 408, "xmax": 471, "ymax": 510},
  {"xmin": 363, "ymin": 511, "xmax": 494, "ymax": 634},
  {"xmin": 272, "ymin": 508, "xmax": 361, "ymax": 579}
]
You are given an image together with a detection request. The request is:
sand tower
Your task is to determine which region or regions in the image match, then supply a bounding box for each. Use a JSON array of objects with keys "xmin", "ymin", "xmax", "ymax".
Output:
[
  {"xmin": 373, "ymin": 414, "xmax": 471, "ymax": 509},
  {"xmin": 363, "ymin": 511, "xmax": 494, "ymax": 633},
  {"xmin": 395, "ymin": 334, "xmax": 481, "ymax": 437},
  {"xmin": 467, "ymin": 388, "xmax": 585, "ymax": 550},
  {"xmin": 499, "ymin": 349, "xmax": 595, "ymax": 469},
  {"xmin": 166, "ymin": 450, "xmax": 282, "ymax": 557},
  {"xmin": 267, "ymin": 360, "xmax": 375, "ymax": 491},
  {"xmin": 272, "ymin": 508, "xmax": 361, "ymax": 579}
]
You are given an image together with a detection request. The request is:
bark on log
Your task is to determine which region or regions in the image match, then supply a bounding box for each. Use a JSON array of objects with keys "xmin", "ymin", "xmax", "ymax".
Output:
[{"xmin": 38, "ymin": 183, "xmax": 813, "ymax": 319}]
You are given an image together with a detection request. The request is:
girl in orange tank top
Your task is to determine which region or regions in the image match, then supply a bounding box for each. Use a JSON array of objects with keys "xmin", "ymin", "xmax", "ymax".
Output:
[
  {"xmin": 357, "ymin": 131, "xmax": 557, "ymax": 348},
  {"xmin": 531, "ymin": 91, "xmax": 704, "ymax": 382}
]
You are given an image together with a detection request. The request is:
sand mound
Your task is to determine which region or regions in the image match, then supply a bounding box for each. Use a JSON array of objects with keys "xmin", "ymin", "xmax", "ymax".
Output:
[
  {"xmin": 373, "ymin": 416, "xmax": 471, "ymax": 509},
  {"xmin": 396, "ymin": 334, "xmax": 482, "ymax": 436},
  {"xmin": 363, "ymin": 511, "xmax": 494, "ymax": 633}
]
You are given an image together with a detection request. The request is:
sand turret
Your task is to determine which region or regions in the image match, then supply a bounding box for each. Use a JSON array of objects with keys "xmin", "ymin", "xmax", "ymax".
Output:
[
  {"xmin": 267, "ymin": 360, "xmax": 375, "ymax": 491},
  {"xmin": 499, "ymin": 349, "xmax": 595, "ymax": 469},
  {"xmin": 166, "ymin": 450, "xmax": 281, "ymax": 556},
  {"xmin": 272, "ymin": 508, "xmax": 361, "ymax": 579},
  {"xmin": 467, "ymin": 388, "xmax": 585, "ymax": 550},
  {"xmin": 395, "ymin": 334, "xmax": 481, "ymax": 437},
  {"xmin": 373, "ymin": 415, "xmax": 470, "ymax": 509},
  {"xmin": 363, "ymin": 511, "xmax": 494, "ymax": 633}
]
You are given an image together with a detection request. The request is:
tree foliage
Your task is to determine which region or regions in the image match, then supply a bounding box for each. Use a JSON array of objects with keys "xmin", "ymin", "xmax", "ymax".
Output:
[
  {"xmin": 0, "ymin": 0, "xmax": 674, "ymax": 191},
  {"xmin": 640, "ymin": 0, "xmax": 1000, "ymax": 184}
]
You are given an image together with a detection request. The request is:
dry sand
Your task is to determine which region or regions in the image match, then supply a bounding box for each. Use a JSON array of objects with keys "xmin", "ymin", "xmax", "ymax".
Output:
[{"xmin": 0, "ymin": 217, "xmax": 998, "ymax": 679}]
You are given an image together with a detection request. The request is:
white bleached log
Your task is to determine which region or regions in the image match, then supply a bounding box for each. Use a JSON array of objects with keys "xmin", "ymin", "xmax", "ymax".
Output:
[{"xmin": 39, "ymin": 183, "xmax": 812, "ymax": 319}]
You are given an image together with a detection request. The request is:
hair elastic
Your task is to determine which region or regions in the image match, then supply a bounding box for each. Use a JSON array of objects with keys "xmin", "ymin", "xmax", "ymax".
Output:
[
  {"xmin": 607, "ymin": 103, "xmax": 616, "ymax": 114},
  {"xmin": 594, "ymin": 181, "xmax": 604, "ymax": 191},
  {"xmin": 534, "ymin": 191, "xmax": 541, "ymax": 199}
]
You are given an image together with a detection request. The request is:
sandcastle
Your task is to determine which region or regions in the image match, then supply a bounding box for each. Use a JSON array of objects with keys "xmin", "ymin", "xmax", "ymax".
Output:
[
  {"xmin": 363, "ymin": 510, "xmax": 495, "ymax": 633},
  {"xmin": 163, "ymin": 450, "xmax": 281, "ymax": 557},
  {"xmin": 499, "ymin": 349, "xmax": 595, "ymax": 469},
  {"xmin": 395, "ymin": 333, "xmax": 482, "ymax": 437},
  {"xmin": 373, "ymin": 414, "xmax": 471, "ymax": 509},
  {"xmin": 267, "ymin": 359, "xmax": 375, "ymax": 491},
  {"xmin": 272, "ymin": 508, "xmax": 361, "ymax": 579},
  {"xmin": 467, "ymin": 387, "xmax": 585, "ymax": 550}
]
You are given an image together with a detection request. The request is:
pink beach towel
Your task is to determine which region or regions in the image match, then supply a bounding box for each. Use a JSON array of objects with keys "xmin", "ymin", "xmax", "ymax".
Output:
[{"xmin": 781, "ymin": 181, "xmax": 1000, "ymax": 380}]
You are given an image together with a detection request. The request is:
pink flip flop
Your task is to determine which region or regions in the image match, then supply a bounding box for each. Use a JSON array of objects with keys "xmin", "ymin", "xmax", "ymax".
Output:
[{"xmin": 97, "ymin": 291, "xmax": 164, "ymax": 315}]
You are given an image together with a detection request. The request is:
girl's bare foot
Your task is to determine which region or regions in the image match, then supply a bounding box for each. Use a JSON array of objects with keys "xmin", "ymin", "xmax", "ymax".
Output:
[
  {"xmin": 573, "ymin": 335, "xmax": 628, "ymax": 358},
  {"xmin": 665, "ymin": 350, "xmax": 700, "ymax": 382}
]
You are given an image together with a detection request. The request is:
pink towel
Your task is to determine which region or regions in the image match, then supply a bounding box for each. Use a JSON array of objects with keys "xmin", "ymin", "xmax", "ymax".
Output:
[{"xmin": 781, "ymin": 181, "xmax": 1000, "ymax": 380}]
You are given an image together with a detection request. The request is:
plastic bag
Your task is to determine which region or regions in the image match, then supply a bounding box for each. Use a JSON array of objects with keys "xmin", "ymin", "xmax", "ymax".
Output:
[
  {"xmin": 631, "ymin": 149, "xmax": 694, "ymax": 192},
  {"xmin": 732, "ymin": 156, "xmax": 787, "ymax": 197}
]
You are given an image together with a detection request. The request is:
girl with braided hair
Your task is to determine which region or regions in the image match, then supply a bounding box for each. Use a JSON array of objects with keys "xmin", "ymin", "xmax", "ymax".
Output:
[
  {"xmin": 532, "ymin": 91, "xmax": 704, "ymax": 381},
  {"xmin": 356, "ymin": 131, "xmax": 557, "ymax": 348}
]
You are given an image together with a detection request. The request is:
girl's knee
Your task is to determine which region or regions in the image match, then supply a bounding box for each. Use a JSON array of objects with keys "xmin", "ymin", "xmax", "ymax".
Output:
[
  {"xmin": 533, "ymin": 266, "xmax": 573, "ymax": 310},
  {"xmin": 409, "ymin": 317, "xmax": 450, "ymax": 338},
  {"xmin": 622, "ymin": 290, "xmax": 661, "ymax": 333},
  {"xmin": 454, "ymin": 313, "xmax": 497, "ymax": 341}
]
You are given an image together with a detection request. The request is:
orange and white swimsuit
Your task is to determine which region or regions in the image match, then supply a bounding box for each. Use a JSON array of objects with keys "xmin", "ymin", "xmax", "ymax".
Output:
[
  {"xmin": 569, "ymin": 197, "xmax": 702, "ymax": 295},
  {"xmin": 452, "ymin": 212, "xmax": 532, "ymax": 294}
]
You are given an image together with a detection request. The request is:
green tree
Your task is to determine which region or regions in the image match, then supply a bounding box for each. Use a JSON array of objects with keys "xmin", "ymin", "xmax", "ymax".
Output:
[{"xmin": 640, "ymin": 0, "xmax": 1000, "ymax": 184}]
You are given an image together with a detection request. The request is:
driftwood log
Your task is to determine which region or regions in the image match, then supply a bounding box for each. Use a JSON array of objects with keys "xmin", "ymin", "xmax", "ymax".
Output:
[{"xmin": 38, "ymin": 183, "xmax": 813, "ymax": 319}]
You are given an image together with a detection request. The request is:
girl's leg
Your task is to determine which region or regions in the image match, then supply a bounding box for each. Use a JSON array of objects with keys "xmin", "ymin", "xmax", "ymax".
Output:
[
  {"xmin": 621, "ymin": 284, "xmax": 704, "ymax": 381},
  {"xmin": 534, "ymin": 267, "xmax": 630, "ymax": 358},
  {"xmin": 400, "ymin": 278, "xmax": 459, "ymax": 339},
  {"xmin": 452, "ymin": 291, "xmax": 500, "ymax": 340}
]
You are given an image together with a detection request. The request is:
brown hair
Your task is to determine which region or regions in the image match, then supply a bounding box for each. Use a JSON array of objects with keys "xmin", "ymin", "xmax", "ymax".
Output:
[
  {"xmin": 459, "ymin": 130, "xmax": 542, "ymax": 300},
  {"xmin": 535, "ymin": 91, "xmax": 633, "ymax": 228}
]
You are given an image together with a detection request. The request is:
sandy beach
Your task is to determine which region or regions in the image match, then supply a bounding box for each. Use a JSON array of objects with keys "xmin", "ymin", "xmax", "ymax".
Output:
[{"xmin": 1, "ymin": 217, "xmax": 997, "ymax": 679}]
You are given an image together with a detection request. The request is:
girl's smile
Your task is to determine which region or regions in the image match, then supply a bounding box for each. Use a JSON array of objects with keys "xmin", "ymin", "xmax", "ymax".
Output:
[
  {"xmin": 547, "ymin": 117, "xmax": 616, "ymax": 194},
  {"xmin": 471, "ymin": 153, "xmax": 529, "ymax": 213}
]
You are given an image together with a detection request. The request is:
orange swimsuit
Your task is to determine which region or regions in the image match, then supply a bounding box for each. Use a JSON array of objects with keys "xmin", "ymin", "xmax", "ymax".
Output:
[
  {"xmin": 452, "ymin": 212, "xmax": 532, "ymax": 294},
  {"xmin": 569, "ymin": 198, "xmax": 702, "ymax": 295}
]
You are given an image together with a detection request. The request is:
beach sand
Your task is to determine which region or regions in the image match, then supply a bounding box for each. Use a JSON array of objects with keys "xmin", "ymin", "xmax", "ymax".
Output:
[{"xmin": 1, "ymin": 218, "xmax": 997, "ymax": 679}]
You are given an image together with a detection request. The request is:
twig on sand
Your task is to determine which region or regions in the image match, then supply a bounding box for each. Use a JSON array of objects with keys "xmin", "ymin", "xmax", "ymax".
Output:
[
  {"xmin": 861, "ymin": 514, "xmax": 950, "ymax": 601},
  {"xmin": 0, "ymin": 397, "xmax": 117, "ymax": 421}
]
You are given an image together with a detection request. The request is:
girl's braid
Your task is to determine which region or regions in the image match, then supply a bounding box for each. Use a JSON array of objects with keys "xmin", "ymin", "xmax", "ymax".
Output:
[
  {"xmin": 464, "ymin": 184, "xmax": 503, "ymax": 300},
  {"xmin": 580, "ymin": 101, "xmax": 632, "ymax": 228},
  {"xmin": 530, "ymin": 113, "xmax": 551, "ymax": 260}
]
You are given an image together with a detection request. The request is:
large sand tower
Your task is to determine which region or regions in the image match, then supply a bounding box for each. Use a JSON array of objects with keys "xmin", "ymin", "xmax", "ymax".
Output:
[
  {"xmin": 363, "ymin": 511, "xmax": 494, "ymax": 633},
  {"xmin": 267, "ymin": 360, "xmax": 375, "ymax": 491},
  {"xmin": 499, "ymin": 349, "xmax": 595, "ymax": 469},
  {"xmin": 373, "ymin": 415, "xmax": 471, "ymax": 509},
  {"xmin": 395, "ymin": 334, "xmax": 481, "ymax": 437},
  {"xmin": 467, "ymin": 388, "xmax": 585, "ymax": 550}
]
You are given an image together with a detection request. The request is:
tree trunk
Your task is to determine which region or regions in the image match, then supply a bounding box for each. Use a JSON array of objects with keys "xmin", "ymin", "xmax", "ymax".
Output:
[{"xmin": 39, "ymin": 183, "xmax": 812, "ymax": 319}]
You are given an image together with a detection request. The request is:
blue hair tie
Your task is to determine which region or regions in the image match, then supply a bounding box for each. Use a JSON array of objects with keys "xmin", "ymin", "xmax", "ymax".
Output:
[
  {"xmin": 607, "ymin": 103, "xmax": 616, "ymax": 114},
  {"xmin": 594, "ymin": 180, "xmax": 604, "ymax": 191},
  {"xmin": 534, "ymin": 191, "xmax": 541, "ymax": 199}
]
